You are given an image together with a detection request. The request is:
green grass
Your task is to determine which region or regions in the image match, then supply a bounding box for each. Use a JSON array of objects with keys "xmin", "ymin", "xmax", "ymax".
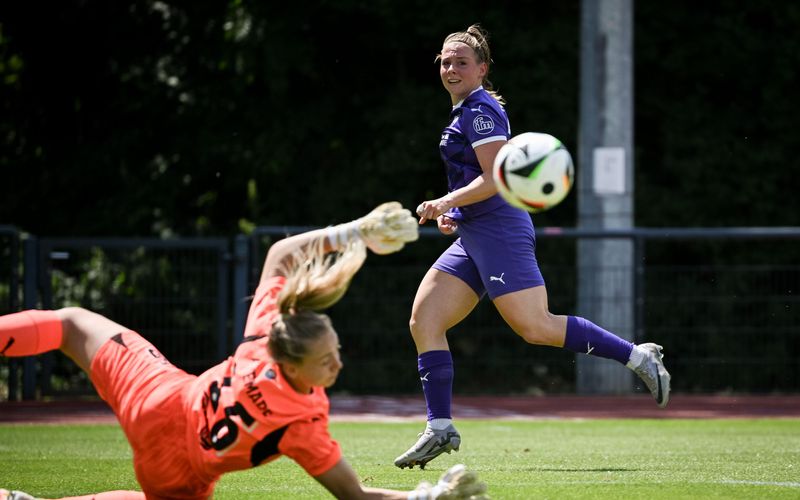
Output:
[{"xmin": 1, "ymin": 419, "xmax": 799, "ymax": 499}]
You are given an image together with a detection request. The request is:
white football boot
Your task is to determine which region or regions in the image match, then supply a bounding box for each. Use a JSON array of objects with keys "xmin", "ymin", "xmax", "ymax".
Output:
[
  {"xmin": 632, "ymin": 343, "xmax": 671, "ymax": 408},
  {"xmin": 394, "ymin": 424, "xmax": 461, "ymax": 469}
]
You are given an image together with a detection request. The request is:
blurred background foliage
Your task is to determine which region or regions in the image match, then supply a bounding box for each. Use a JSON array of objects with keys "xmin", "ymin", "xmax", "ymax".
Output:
[
  {"xmin": 2, "ymin": 1, "xmax": 800, "ymax": 398},
  {"xmin": 1, "ymin": 0, "xmax": 798, "ymax": 237}
]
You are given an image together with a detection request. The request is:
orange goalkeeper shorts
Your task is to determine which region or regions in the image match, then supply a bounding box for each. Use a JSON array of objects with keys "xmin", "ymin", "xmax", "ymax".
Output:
[{"xmin": 90, "ymin": 330, "xmax": 217, "ymax": 500}]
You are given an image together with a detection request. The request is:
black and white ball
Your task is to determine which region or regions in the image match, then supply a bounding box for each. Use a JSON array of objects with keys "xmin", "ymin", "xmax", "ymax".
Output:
[{"xmin": 493, "ymin": 132, "xmax": 575, "ymax": 213}]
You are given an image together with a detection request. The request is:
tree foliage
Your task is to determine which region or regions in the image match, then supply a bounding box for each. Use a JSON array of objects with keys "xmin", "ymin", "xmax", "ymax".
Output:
[{"xmin": 0, "ymin": 1, "xmax": 797, "ymax": 237}]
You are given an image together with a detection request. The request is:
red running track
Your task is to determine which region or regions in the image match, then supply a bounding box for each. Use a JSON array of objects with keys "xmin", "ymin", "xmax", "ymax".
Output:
[{"xmin": 1, "ymin": 394, "xmax": 798, "ymax": 424}]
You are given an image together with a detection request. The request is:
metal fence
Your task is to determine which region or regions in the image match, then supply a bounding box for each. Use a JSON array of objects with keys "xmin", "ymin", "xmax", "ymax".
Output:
[
  {"xmin": 250, "ymin": 226, "xmax": 800, "ymax": 396},
  {"xmin": 1, "ymin": 226, "xmax": 798, "ymax": 400},
  {"xmin": 0, "ymin": 226, "xmax": 21, "ymax": 400},
  {"xmin": 2, "ymin": 236, "xmax": 232, "ymax": 400}
]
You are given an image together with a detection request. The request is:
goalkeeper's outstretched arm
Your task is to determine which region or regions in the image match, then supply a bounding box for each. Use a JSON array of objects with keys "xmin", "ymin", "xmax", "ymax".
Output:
[
  {"xmin": 314, "ymin": 458, "xmax": 489, "ymax": 499},
  {"xmin": 259, "ymin": 201, "xmax": 419, "ymax": 284}
]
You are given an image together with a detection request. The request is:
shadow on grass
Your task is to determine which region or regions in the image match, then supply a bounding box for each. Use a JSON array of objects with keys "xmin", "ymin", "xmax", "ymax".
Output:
[{"xmin": 533, "ymin": 468, "xmax": 639, "ymax": 472}]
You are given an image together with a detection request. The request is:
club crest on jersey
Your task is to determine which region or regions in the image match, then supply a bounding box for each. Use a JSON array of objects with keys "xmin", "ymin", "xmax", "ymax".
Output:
[{"xmin": 473, "ymin": 114, "xmax": 495, "ymax": 135}]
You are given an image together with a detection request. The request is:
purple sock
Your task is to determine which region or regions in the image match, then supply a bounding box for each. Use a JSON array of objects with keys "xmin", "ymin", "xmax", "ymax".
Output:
[
  {"xmin": 563, "ymin": 316, "xmax": 633, "ymax": 364},
  {"xmin": 418, "ymin": 350, "xmax": 453, "ymax": 421}
]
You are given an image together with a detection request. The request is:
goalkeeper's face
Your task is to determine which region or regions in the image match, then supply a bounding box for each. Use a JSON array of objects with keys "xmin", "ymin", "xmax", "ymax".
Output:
[{"xmin": 287, "ymin": 328, "xmax": 344, "ymax": 392}]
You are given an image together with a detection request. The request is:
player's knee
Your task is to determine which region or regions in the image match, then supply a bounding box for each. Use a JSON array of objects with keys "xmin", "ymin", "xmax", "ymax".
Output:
[
  {"xmin": 408, "ymin": 314, "xmax": 440, "ymax": 343},
  {"xmin": 56, "ymin": 306, "xmax": 90, "ymax": 320},
  {"xmin": 408, "ymin": 315, "xmax": 421, "ymax": 338},
  {"xmin": 55, "ymin": 307, "xmax": 93, "ymax": 335},
  {"xmin": 513, "ymin": 313, "xmax": 561, "ymax": 346},
  {"xmin": 515, "ymin": 326, "xmax": 548, "ymax": 345}
]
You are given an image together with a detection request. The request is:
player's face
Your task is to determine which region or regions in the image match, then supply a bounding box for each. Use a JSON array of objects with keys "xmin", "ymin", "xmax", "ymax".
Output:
[
  {"xmin": 289, "ymin": 329, "xmax": 343, "ymax": 392},
  {"xmin": 439, "ymin": 42, "xmax": 487, "ymax": 104}
]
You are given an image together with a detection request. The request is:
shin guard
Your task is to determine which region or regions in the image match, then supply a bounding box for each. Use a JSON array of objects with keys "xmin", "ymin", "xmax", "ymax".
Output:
[{"xmin": 0, "ymin": 310, "xmax": 63, "ymax": 356}]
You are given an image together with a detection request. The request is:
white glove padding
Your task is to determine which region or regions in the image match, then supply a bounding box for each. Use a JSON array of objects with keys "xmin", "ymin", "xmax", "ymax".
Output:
[
  {"xmin": 327, "ymin": 202, "xmax": 419, "ymax": 255},
  {"xmin": 408, "ymin": 464, "xmax": 490, "ymax": 500},
  {"xmin": 357, "ymin": 201, "xmax": 419, "ymax": 254}
]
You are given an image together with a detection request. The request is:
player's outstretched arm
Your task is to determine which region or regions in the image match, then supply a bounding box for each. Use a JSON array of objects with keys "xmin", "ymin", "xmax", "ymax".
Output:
[
  {"xmin": 327, "ymin": 201, "xmax": 419, "ymax": 255},
  {"xmin": 314, "ymin": 459, "xmax": 489, "ymax": 499},
  {"xmin": 259, "ymin": 201, "xmax": 419, "ymax": 282}
]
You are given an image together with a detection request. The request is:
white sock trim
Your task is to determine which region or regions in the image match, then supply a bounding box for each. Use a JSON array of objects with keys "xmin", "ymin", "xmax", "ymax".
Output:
[
  {"xmin": 626, "ymin": 344, "xmax": 646, "ymax": 369},
  {"xmin": 428, "ymin": 418, "xmax": 453, "ymax": 430}
]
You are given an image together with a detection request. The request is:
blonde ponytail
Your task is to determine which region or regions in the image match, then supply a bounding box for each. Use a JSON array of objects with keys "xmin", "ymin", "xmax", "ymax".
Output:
[
  {"xmin": 268, "ymin": 237, "xmax": 367, "ymax": 364},
  {"xmin": 276, "ymin": 237, "xmax": 367, "ymax": 313}
]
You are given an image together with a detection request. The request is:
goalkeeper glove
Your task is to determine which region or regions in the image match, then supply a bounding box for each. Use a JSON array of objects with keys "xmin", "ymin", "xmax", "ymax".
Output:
[
  {"xmin": 407, "ymin": 464, "xmax": 489, "ymax": 500},
  {"xmin": 327, "ymin": 201, "xmax": 419, "ymax": 255}
]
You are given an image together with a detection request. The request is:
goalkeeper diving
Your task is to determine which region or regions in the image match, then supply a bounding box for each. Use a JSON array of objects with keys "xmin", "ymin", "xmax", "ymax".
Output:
[{"xmin": 0, "ymin": 202, "xmax": 489, "ymax": 499}]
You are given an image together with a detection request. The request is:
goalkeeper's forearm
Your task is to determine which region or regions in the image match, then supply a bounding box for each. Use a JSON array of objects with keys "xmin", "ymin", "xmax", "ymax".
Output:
[
  {"xmin": 259, "ymin": 226, "xmax": 347, "ymax": 284},
  {"xmin": 259, "ymin": 214, "xmax": 365, "ymax": 284},
  {"xmin": 325, "ymin": 219, "xmax": 362, "ymax": 249},
  {"xmin": 326, "ymin": 202, "xmax": 419, "ymax": 255}
]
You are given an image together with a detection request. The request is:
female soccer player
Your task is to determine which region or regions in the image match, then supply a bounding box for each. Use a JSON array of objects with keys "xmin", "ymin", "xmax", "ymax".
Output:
[
  {"xmin": 393, "ymin": 24, "xmax": 671, "ymax": 470},
  {"xmin": 0, "ymin": 202, "xmax": 487, "ymax": 500}
]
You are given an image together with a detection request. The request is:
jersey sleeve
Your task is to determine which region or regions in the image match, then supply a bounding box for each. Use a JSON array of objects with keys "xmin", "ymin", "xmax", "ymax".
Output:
[
  {"xmin": 243, "ymin": 276, "xmax": 287, "ymax": 339},
  {"xmin": 461, "ymin": 104, "xmax": 509, "ymax": 149},
  {"xmin": 279, "ymin": 417, "xmax": 342, "ymax": 477}
]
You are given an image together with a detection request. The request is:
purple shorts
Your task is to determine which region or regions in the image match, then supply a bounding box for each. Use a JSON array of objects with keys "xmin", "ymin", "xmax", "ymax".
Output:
[{"xmin": 432, "ymin": 205, "xmax": 545, "ymax": 299}]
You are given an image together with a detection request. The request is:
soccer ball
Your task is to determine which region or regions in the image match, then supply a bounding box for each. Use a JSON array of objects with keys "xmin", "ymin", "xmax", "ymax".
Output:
[{"xmin": 492, "ymin": 132, "xmax": 575, "ymax": 213}]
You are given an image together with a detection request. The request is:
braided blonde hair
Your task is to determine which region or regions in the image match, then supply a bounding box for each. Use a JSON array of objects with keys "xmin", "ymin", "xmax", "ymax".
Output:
[
  {"xmin": 268, "ymin": 238, "xmax": 366, "ymax": 364},
  {"xmin": 439, "ymin": 24, "xmax": 505, "ymax": 105}
]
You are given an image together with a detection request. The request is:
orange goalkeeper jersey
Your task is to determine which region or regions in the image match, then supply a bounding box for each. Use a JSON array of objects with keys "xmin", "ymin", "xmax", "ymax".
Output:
[{"xmin": 185, "ymin": 276, "xmax": 341, "ymax": 482}]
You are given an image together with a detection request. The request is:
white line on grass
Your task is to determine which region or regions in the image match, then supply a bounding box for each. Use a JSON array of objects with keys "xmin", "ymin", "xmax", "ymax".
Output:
[
  {"xmin": 544, "ymin": 480, "xmax": 800, "ymax": 489},
  {"xmin": 719, "ymin": 480, "xmax": 800, "ymax": 488}
]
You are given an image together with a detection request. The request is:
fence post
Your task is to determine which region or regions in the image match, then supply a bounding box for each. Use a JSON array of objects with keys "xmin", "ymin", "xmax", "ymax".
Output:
[
  {"xmin": 4, "ymin": 227, "xmax": 20, "ymax": 401},
  {"xmin": 633, "ymin": 235, "xmax": 646, "ymax": 343},
  {"xmin": 577, "ymin": 0, "xmax": 635, "ymax": 394},
  {"xmin": 21, "ymin": 236, "xmax": 38, "ymax": 400},
  {"xmin": 232, "ymin": 234, "xmax": 250, "ymax": 345},
  {"xmin": 216, "ymin": 243, "xmax": 230, "ymax": 361}
]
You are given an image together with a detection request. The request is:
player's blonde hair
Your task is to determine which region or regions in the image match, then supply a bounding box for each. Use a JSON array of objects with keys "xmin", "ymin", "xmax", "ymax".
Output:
[
  {"xmin": 269, "ymin": 237, "xmax": 367, "ymax": 364},
  {"xmin": 439, "ymin": 23, "xmax": 505, "ymax": 106}
]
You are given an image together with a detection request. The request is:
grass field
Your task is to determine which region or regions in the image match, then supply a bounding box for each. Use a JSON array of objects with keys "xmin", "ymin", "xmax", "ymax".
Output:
[{"xmin": 1, "ymin": 419, "xmax": 799, "ymax": 499}]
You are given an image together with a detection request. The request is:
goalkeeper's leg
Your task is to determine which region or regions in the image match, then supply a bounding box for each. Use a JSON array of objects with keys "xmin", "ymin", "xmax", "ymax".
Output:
[
  {"xmin": 1, "ymin": 489, "xmax": 146, "ymax": 500},
  {"xmin": 0, "ymin": 308, "xmax": 126, "ymax": 373},
  {"xmin": 0, "ymin": 310, "xmax": 63, "ymax": 357}
]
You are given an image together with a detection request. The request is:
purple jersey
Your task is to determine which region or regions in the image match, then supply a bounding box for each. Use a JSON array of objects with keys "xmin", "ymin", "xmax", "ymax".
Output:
[{"xmin": 439, "ymin": 87, "xmax": 511, "ymax": 220}]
